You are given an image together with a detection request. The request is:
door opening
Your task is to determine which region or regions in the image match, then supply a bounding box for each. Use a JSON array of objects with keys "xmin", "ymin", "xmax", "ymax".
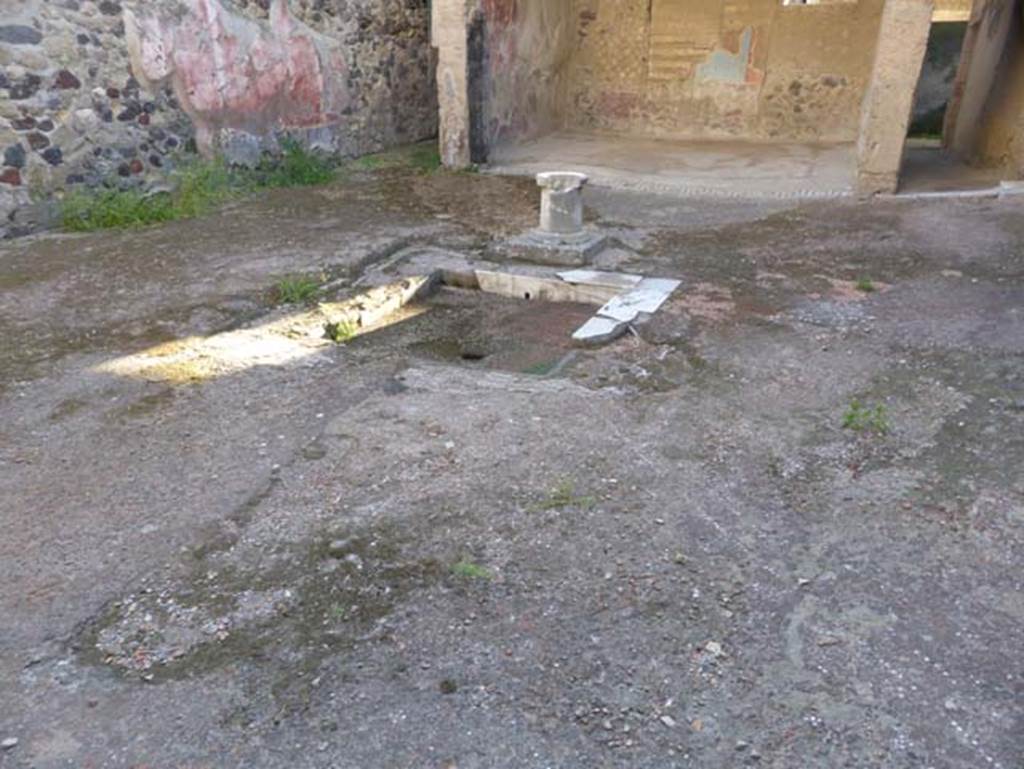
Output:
[{"xmin": 899, "ymin": 19, "xmax": 991, "ymax": 191}]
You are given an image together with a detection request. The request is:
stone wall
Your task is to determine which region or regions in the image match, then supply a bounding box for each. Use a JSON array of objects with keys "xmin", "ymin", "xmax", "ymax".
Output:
[
  {"xmin": 566, "ymin": 0, "xmax": 887, "ymax": 144},
  {"xmin": 1, "ymin": 0, "xmax": 437, "ymax": 238},
  {"xmin": 468, "ymin": 0, "xmax": 575, "ymax": 158},
  {"xmin": 455, "ymin": 0, "xmax": 895, "ymax": 157},
  {"xmin": 946, "ymin": 0, "xmax": 1017, "ymax": 158},
  {"xmin": 969, "ymin": 3, "xmax": 1024, "ymax": 172}
]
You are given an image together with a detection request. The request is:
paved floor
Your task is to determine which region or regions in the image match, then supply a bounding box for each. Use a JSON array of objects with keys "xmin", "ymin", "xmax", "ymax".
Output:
[
  {"xmin": 899, "ymin": 145, "xmax": 1008, "ymax": 194},
  {"xmin": 1, "ymin": 163, "xmax": 1023, "ymax": 769},
  {"xmin": 487, "ymin": 131, "xmax": 857, "ymax": 199}
]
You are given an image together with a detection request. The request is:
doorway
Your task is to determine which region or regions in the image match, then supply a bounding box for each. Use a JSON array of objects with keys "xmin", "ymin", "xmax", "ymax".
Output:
[
  {"xmin": 900, "ymin": 0, "xmax": 1024, "ymax": 192},
  {"xmin": 899, "ymin": 19, "xmax": 994, "ymax": 191}
]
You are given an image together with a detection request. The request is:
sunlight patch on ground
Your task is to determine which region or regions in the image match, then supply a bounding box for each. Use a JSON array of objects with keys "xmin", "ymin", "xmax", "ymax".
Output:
[{"xmin": 93, "ymin": 278, "xmax": 432, "ymax": 384}]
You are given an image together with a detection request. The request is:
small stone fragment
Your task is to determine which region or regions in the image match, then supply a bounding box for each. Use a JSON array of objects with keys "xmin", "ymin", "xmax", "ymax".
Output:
[
  {"xmin": 327, "ymin": 538, "xmax": 355, "ymax": 556},
  {"xmin": 1, "ymin": 737, "xmax": 17, "ymax": 750},
  {"xmin": 704, "ymin": 640, "xmax": 724, "ymax": 657},
  {"xmin": 41, "ymin": 147, "xmax": 63, "ymax": 167},
  {"xmin": 660, "ymin": 715, "xmax": 676, "ymax": 728},
  {"xmin": 55, "ymin": 70, "xmax": 82, "ymax": 89},
  {"xmin": 573, "ymin": 316, "xmax": 627, "ymax": 346},
  {"xmin": 0, "ymin": 25, "xmax": 43, "ymax": 45},
  {"xmin": 26, "ymin": 133, "xmax": 50, "ymax": 151},
  {"xmin": 3, "ymin": 144, "xmax": 26, "ymax": 169}
]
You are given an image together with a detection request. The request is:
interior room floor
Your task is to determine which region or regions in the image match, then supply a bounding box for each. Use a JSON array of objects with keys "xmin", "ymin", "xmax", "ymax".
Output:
[
  {"xmin": 486, "ymin": 130, "xmax": 857, "ymax": 199},
  {"xmin": 899, "ymin": 143, "xmax": 1008, "ymax": 194}
]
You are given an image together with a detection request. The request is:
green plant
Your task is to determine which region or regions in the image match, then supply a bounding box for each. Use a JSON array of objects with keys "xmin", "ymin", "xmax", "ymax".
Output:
[
  {"xmin": 450, "ymin": 560, "xmax": 491, "ymax": 580},
  {"xmin": 855, "ymin": 277, "xmax": 876, "ymax": 293},
  {"xmin": 352, "ymin": 142, "xmax": 440, "ymax": 174},
  {"xmin": 274, "ymin": 274, "xmax": 322, "ymax": 304},
  {"xmin": 533, "ymin": 479, "xmax": 596, "ymax": 511},
  {"xmin": 324, "ymin": 319, "xmax": 358, "ymax": 343},
  {"xmin": 257, "ymin": 138, "xmax": 336, "ymax": 187},
  {"xmin": 842, "ymin": 400, "xmax": 890, "ymax": 435},
  {"xmin": 407, "ymin": 144, "xmax": 441, "ymax": 173},
  {"xmin": 61, "ymin": 188, "xmax": 174, "ymax": 231},
  {"xmin": 521, "ymin": 359, "xmax": 558, "ymax": 376},
  {"xmin": 60, "ymin": 157, "xmax": 242, "ymax": 232},
  {"xmin": 61, "ymin": 142, "xmax": 338, "ymax": 233}
]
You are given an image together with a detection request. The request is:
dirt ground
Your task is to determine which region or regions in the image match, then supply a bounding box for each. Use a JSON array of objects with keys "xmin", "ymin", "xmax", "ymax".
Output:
[{"xmin": 1, "ymin": 165, "xmax": 1022, "ymax": 769}]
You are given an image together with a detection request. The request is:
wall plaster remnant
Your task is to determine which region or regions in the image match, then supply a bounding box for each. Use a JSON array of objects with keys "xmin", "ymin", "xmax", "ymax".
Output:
[{"xmin": 124, "ymin": 0, "xmax": 352, "ymax": 156}]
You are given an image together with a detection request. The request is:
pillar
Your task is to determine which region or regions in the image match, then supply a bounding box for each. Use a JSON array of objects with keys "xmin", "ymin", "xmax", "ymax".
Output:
[
  {"xmin": 537, "ymin": 172, "xmax": 588, "ymax": 235},
  {"xmin": 945, "ymin": 0, "xmax": 1018, "ymax": 159},
  {"xmin": 433, "ymin": 0, "xmax": 472, "ymax": 168},
  {"xmin": 856, "ymin": 0, "xmax": 935, "ymax": 195}
]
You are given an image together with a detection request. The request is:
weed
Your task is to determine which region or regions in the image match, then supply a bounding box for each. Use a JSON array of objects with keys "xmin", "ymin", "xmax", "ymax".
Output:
[
  {"xmin": 324, "ymin": 319, "xmax": 358, "ymax": 343},
  {"xmin": 274, "ymin": 274, "xmax": 322, "ymax": 305},
  {"xmin": 61, "ymin": 141, "xmax": 335, "ymax": 233},
  {"xmin": 407, "ymin": 144, "xmax": 441, "ymax": 173},
  {"xmin": 256, "ymin": 138, "xmax": 336, "ymax": 187},
  {"xmin": 532, "ymin": 479, "xmax": 596, "ymax": 511},
  {"xmin": 521, "ymin": 359, "xmax": 558, "ymax": 376},
  {"xmin": 61, "ymin": 188, "xmax": 173, "ymax": 231},
  {"xmin": 855, "ymin": 277, "xmax": 876, "ymax": 293},
  {"xmin": 842, "ymin": 400, "xmax": 890, "ymax": 435},
  {"xmin": 352, "ymin": 142, "xmax": 440, "ymax": 174},
  {"xmin": 450, "ymin": 560, "xmax": 492, "ymax": 580},
  {"xmin": 61, "ymin": 157, "xmax": 243, "ymax": 232}
]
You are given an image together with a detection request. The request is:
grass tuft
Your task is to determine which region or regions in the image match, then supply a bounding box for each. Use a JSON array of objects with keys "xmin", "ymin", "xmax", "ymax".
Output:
[
  {"xmin": 324, "ymin": 319, "xmax": 358, "ymax": 343},
  {"xmin": 531, "ymin": 479, "xmax": 596, "ymax": 512},
  {"xmin": 61, "ymin": 188, "xmax": 173, "ymax": 232},
  {"xmin": 61, "ymin": 139, "xmax": 337, "ymax": 233},
  {"xmin": 274, "ymin": 274, "xmax": 322, "ymax": 305},
  {"xmin": 353, "ymin": 142, "xmax": 440, "ymax": 174},
  {"xmin": 855, "ymin": 277, "xmax": 876, "ymax": 293},
  {"xmin": 450, "ymin": 560, "xmax": 492, "ymax": 580},
  {"xmin": 255, "ymin": 138, "xmax": 336, "ymax": 187},
  {"xmin": 842, "ymin": 400, "xmax": 890, "ymax": 435}
]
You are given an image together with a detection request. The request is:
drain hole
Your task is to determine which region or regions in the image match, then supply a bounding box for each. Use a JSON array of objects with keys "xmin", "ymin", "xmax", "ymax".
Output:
[
  {"xmin": 524, "ymin": 292, "xmax": 532, "ymax": 300},
  {"xmin": 460, "ymin": 351, "xmax": 487, "ymax": 362}
]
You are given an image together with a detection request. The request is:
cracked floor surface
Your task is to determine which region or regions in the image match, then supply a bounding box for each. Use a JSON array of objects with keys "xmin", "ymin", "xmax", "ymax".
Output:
[{"xmin": 1, "ymin": 166, "xmax": 1022, "ymax": 769}]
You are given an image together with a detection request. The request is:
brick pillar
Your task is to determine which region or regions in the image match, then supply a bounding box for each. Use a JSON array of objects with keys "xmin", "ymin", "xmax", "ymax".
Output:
[
  {"xmin": 856, "ymin": 0, "xmax": 935, "ymax": 195},
  {"xmin": 433, "ymin": 0, "xmax": 473, "ymax": 168}
]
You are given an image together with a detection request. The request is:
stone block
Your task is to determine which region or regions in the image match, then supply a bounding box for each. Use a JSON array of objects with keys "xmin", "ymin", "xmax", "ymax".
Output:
[
  {"xmin": 537, "ymin": 171, "xmax": 587, "ymax": 234},
  {"xmin": 572, "ymin": 316, "xmax": 628, "ymax": 346}
]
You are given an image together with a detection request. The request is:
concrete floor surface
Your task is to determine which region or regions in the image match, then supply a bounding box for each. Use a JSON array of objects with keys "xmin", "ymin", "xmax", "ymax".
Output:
[
  {"xmin": 488, "ymin": 131, "xmax": 858, "ymax": 199},
  {"xmin": 1, "ymin": 166, "xmax": 1023, "ymax": 769}
]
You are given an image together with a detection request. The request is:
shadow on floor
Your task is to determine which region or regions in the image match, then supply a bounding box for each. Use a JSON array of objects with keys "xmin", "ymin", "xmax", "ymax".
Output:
[{"xmin": 899, "ymin": 144, "xmax": 1006, "ymax": 193}]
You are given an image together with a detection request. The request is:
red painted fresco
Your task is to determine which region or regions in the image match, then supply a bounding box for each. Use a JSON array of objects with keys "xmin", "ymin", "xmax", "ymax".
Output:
[
  {"xmin": 125, "ymin": 0, "xmax": 349, "ymax": 152},
  {"xmin": 597, "ymin": 91, "xmax": 642, "ymax": 120},
  {"xmin": 481, "ymin": 0, "xmax": 517, "ymax": 29}
]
